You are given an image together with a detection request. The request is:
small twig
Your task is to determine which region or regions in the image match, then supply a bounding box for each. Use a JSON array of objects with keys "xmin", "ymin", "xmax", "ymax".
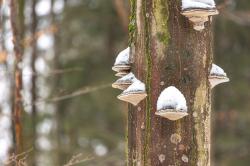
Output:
[
  {"xmin": 4, "ymin": 148, "xmax": 33, "ymax": 165},
  {"xmin": 22, "ymin": 83, "xmax": 111, "ymax": 108},
  {"xmin": 0, "ymin": 67, "xmax": 84, "ymax": 77},
  {"xmin": 63, "ymin": 153, "xmax": 93, "ymax": 166},
  {"xmin": 46, "ymin": 83, "xmax": 111, "ymax": 103},
  {"xmin": 220, "ymin": 10, "xmax": 250, "ymax": 26},
  {"xmin": 1, "ymin": 83, "xmax": 111, "ymax": 117},
  {"xmin": 217, "ymin": 0, "xmax": 250, "ymax": 26}
]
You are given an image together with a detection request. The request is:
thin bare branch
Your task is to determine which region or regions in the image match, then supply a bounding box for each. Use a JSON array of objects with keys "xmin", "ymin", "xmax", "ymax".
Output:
[
  {"xmin": 19, "ymin": 83, "xmax": 111, "ymax": 109},
  {"xmin": 44, "ymin": 83, "xmax": 111, "ymax": 103},
  {"xmin": 0, "ymin": 67, "xmax": 84, "ymax": 77},
  {"xmin": 63, "ymin": 153, "xmax": 93, "ymax": 166},
  {"xmin": 4, "ymin": 148, "xmax": 33, "ymax": 166},
  {"xmin": 217, "ymin": 0, "xmax": 250, "ymax": 26},
  {"xmin": 220, "ymin": 10, "xmax": 250, "ymax": 26}
]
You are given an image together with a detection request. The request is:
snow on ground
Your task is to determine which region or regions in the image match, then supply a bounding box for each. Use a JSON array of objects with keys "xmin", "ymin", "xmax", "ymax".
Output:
[
  {"xmin": 123, "ymin": 79, "xmax": 145, "ymax": 93},
  {"xmin": 114, "ymin": 47, "xmax": 130, "ymax": 65},
  {"xmin": 182, "ymin": 0, "xmax": 216, "ymax": 10},
  {"xmin": 157, "ymin": 86, "xmax": 187, "ymax": 112},
  {"xmin": 210, "ymin": 64, "xmax": 227, "ymax": 77}
]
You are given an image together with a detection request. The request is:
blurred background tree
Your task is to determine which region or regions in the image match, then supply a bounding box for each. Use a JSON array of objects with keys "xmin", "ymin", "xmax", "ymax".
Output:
[{"xmin": 0, "ymin": 0, "xmax": 249, "ymax": 165}]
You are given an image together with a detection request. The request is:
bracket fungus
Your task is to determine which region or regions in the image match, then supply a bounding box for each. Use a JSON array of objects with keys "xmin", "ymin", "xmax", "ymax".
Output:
[
  {"xmin": 155, "ymin": 86, "xmax": 188, "ymax": 121},
  {"xmin": 181, "ymin": 0, "xmax": 218, "ymax": 31},
  {"xmin": 112, "ymin": 47, "xmax": 131, "ymax": 72},
  {"xmin": 115, "ymin": 70, "xmax": 130, "ymax": 77},
  {"xmin": 117, "ymin": 79, "xmax": 147, "ymax": 106},
  {"xmin": 112, "ymin": 72, "xmax": 137, "ymax": 90},
  {"xmin": 209, "ymin": 64, "xmax": 230, "ymax": 88}
]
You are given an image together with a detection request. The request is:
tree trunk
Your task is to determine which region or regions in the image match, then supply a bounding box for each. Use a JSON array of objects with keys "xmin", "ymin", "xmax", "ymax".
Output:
[
  {"xmin": 128, "ymin": 0, "xmax": 212, "ymax": 165},
  {"xmin": 10, "ymin": 0, "xmax": 25, "ymax": 154},
  {"xmin": 31, "ymin": 0, "xmax": 38, "ymax": 165}
]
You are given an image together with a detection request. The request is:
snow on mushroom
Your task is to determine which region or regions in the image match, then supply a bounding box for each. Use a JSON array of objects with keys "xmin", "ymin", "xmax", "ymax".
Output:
[
  {"xmin": 209, "ymin": 64, "xmax": 230, "ymax": 88},
  {"xmin": 112, "ymin": 72, "xmax": 137, "ymax": 90},
  {"xmin": 181, "ymin": 0, "xmax": 218, "ymax": 31},
  {"xmin": 117, "ymin": 79, "xmax": 147, "ymax": 106},
  {"xmin": 155, "ymin": 86, "xmax": 188, "ymax": 121},
  {"xmin": 112, "ymin": 47, "xmax": 131, "ymax": 73}
]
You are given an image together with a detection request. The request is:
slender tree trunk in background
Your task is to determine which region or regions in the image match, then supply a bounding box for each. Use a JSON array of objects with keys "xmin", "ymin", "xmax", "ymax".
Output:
[
  {"xmin": 31, "ymin": 0, "xmax": 38, "ymax": 165},
  {"xmin": 0, "ymin": 2, "xmax": 6, "ymax": 53},
  {"xmin": 128, "ymin": 0, "xmax": 212, "ymax": 165},
  {"xmin": 10, "ymin": 0, "xmax": 25, "ymax": 154},
  {"xmin": 50, "ymin": 0, "xmax": 66, "ymax": 164},
  {"xmin": 112, "ymin": 0, "xmax": 129, "ymax": 33},
  {"xmin": 0, "ymin": 0, "xmax": 3, "ymax": 34}
]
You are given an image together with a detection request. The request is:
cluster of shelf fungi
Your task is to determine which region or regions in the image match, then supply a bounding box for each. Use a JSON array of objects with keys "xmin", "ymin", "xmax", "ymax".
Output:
[{"xmin": 112, "ymin": 0, "xmax": 229, "ymax": 121}]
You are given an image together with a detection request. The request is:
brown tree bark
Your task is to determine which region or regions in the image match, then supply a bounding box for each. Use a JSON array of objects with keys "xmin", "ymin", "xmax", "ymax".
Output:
[
  {"xmin": 10, "ymin": 0, "xmax": 25, "ymax": 154},
  {"xmin": 128, "ymin": 0, "xmax": 212, "ymax": 165}
]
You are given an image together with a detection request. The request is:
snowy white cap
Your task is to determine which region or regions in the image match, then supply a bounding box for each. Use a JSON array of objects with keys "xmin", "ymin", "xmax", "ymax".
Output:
[
  {"xmin": 123, "ymin": 79, "xmax": 145, "ymax": 94},
  {"xmin": 112, "ymin": 73, "xmax": 138, "ymax": 90},
  {"xmin": 210, "ymin": 64, "xmax": 227, "ymax": 77},
  {"xmin": 117, "ymin": 79, "xmax": 147, "ymax": 106},
  {"xmin": 114, "ymin": 47, "xmax": 130, "ymax": 66},
  {"xmin": 116, "ymin": 72, "xmax": 137, "ymax": 83},
  {"xmin": 182, "ymin": 0, "xmax": 216, "ymax": 10},
  {"xmin": 157, "ymin": 86, "xmax": 187, "ymax": 112},
  {"xmin": 209, "ymin": 64, "xmax": 229, "ymax": 88}
]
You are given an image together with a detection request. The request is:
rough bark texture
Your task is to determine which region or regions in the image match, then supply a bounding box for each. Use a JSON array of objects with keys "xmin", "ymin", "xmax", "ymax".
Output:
[
  {"xmin": 10, "ymin": 0, "xmax": 25, "ymax": 154},
  {"xmin": 128, "ymin": 0, "xmax": 213, "ymax": 165}
]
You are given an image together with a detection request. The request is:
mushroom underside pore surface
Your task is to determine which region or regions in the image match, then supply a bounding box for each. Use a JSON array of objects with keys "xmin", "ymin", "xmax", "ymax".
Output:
[
  {"xmin": 112, "ymin": 65, "xmax": 131, "ymax": 72},
  {"xmin": 155, "ymin": 109, "xmax": 189, "ymax": 121},
  {"xmin": 115, "ymin": 72, "xmax": 129, "ymax": 77},
  {"xmin": 209, "ymin": 76, "xmax": 230, "ymax": 88},
  {"xmin": 112, "ymin": 82, "xmax": 132, "ymax": 90},
  {"xmin": 117, "ymin": 92, "xmax": 147, "ymax": 106},
  {"xmin": 181, "ymin": 9, "xmax": 218, "ymax": 31}
]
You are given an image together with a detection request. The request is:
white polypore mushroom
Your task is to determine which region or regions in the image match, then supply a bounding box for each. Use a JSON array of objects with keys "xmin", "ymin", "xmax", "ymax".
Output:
[
  {"xmin": 155, "ymin": 86, "xmax": 188, "ymax": 121},
  {"xmin": 209, "ymin": 64, "xmax": 230, "ymax": 88},
  {"xmin": 112, "ymin": 47, "xmax": 131, "ymax": 72},
  {"xmin": 112, "ymin": 73, "xmax": 137, "ymax": 90},
  {"xmin": 115, "ymin": 70, "xmax": 130, "ymax": 77},
  {"xmin": 181, "ymin": 0, "xmax": 218, "ymax": 31},
  {"xmin": 117, "ymin": 79, "xmax": 147, "ymax": 106}
]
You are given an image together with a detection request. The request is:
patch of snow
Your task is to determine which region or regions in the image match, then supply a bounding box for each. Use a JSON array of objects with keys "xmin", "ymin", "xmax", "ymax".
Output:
[
  {"xmin": 36, "ymin": 0, "xmax": 51, "ymax": 16},
  {"xmin": 114, "ymin": 47, "xmax": 130, "ymax": 66},
  {"xmin": 157, "ymin": 86, "xmax": 187, "ymax": 112},
  {"xmin": 37, "ymin": 119, "xmax": 54, "ymax": 135},
  {"xmin": 210, "ymin": 64, "xmax": 227, "ymax": 77},
  {"xmin": 53, "ymin": 0, "xmax": 64, "ymax": 14},
  {"xmin": 182, "ymin": 0, "xmax": 216, "ymax": 10},
  {"xmin": 123, "ymin": 79, "xmax": 145, "ymax": 93},
  {"xmin": 94, "ymin": 144, "xmax": 108, "ymax": 156},
  {"xmin": 37, "ymin": 34, "xmax": 54, "ymax": 50},
  {"xmin": 116, "ymin": 72, "xmax": 137, "ymax": 83},
  {"xmin": 36, "ymin": 136, "xmax": 52, "ymax": 151},
  {"xmin": 91, "ymin": 140, "xmax": 108, "ymax": 156}
]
